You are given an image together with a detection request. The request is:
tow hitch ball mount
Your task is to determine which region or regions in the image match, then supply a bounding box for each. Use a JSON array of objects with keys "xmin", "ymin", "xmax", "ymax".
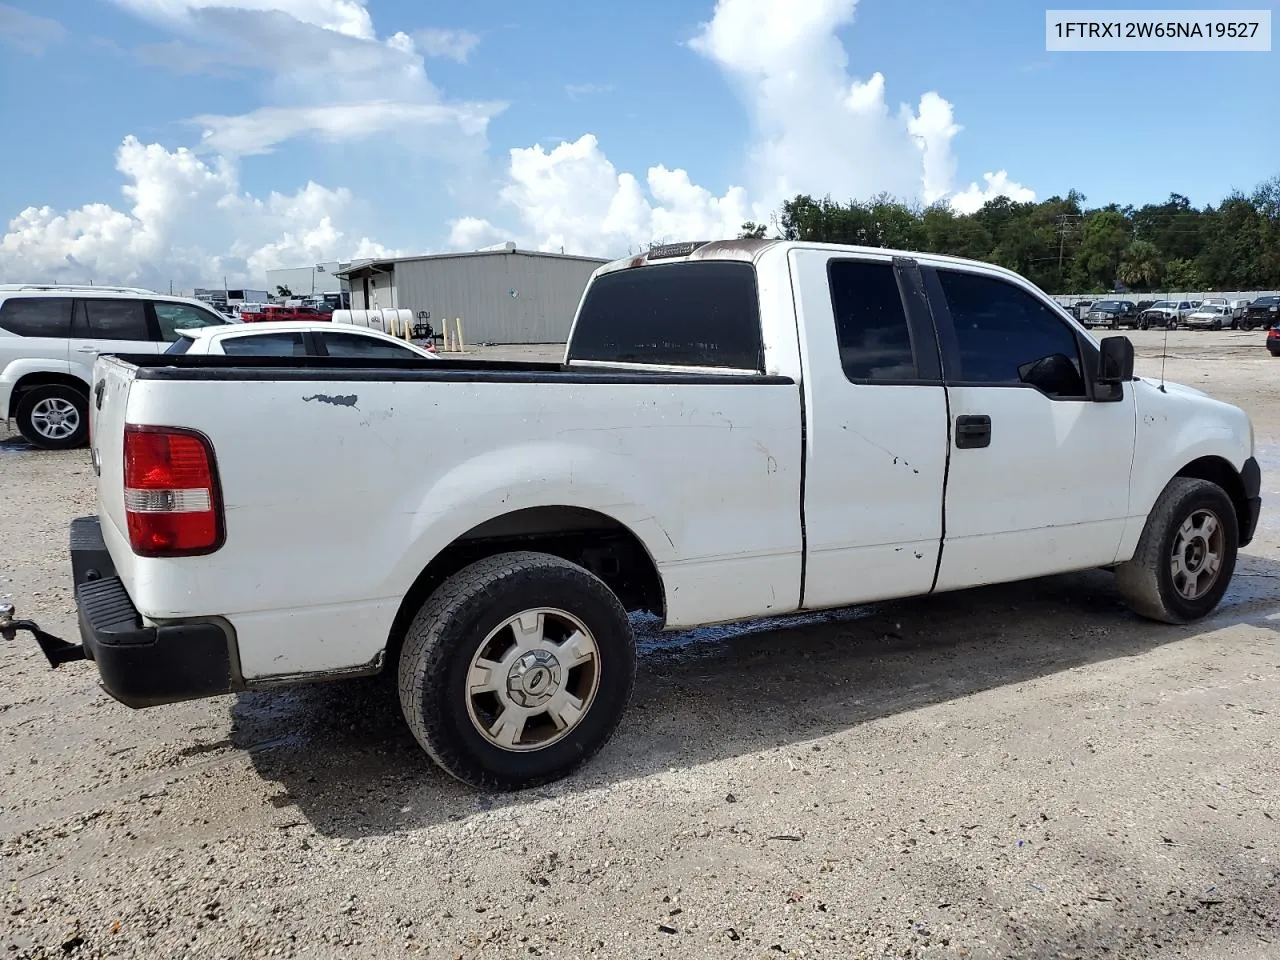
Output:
[{"xmin": 0, "ymin": 602, "xmax": 85, "ymax": 668}]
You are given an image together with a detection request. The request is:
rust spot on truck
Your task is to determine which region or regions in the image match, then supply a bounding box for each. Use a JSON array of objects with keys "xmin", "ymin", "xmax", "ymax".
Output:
[{"xmin": 302, "ymin": 394, "xmax": 359, "ymax": 408}]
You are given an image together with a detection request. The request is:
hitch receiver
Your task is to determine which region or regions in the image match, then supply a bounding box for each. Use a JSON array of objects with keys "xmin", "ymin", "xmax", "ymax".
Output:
[{"xmin": 0, "ymin": 602, "xmax": 86, "ymax": 668}]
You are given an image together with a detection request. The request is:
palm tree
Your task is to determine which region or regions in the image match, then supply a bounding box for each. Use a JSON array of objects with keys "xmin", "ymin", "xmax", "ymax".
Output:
[{"xmin": 1117, "ymin": 240, "xmax": 1162, "ymax": 289}]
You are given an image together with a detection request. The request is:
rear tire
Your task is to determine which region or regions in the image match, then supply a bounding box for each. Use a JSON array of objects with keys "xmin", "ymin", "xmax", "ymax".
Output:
[
  {"xmin": 397, "ymin": 551, "xmax": 636, "ymax": 790},
  {"xmin": 1114, "ymin": 478, "xmax": 1238, "ymax": 624},
  {"xmin": 15, "ymin": 384, "xmax": 89, "ymax": 450}
]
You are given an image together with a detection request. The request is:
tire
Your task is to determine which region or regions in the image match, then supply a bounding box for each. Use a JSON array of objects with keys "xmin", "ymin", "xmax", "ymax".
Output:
[
  {"xmin": 1114, "ymin": 477, "xmax": 1238, "ymax": 624},
  {"xmin": 15, "ymin": 384, "xmax": 89, "ymax": 450},
  {"xmin": 397, "ymin": 551, "xmax": 636, "ymax": 790},
  {"xmin": 1167, "ymin": 320, "xmax": 1177, "ymax": 330},
  {"xmin": 1241, "ymin": 321, "xmax": 1254, "ymax": 332}
]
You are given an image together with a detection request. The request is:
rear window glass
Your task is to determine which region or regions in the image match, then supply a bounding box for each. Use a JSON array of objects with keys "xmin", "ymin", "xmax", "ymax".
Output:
[
  {"xmin": 0, "ymin": 297, "xmax": 73, "ymax": 337},
  {"xmin": 568, "ymin": 261, "xmax": 763, "ymax": 370}
]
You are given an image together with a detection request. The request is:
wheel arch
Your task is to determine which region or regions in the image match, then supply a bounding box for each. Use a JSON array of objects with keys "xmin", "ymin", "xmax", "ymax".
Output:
[
  {"xmin": 1174, "ymin": 456, "xmax": 1249, "ymax": 545},
  {"xmin": 383, "ymin": 505, "xmax": 665, "ymax": 674},
  {"xmin": 8, "ymin": 371, "xmax": 90, "ymax": 418}
]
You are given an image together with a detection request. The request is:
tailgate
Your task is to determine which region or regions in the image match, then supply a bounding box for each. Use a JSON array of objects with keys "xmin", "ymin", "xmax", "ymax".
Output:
[{"xmin": 89, "ymin": 355, "xmax": 138, "ymax": 565}]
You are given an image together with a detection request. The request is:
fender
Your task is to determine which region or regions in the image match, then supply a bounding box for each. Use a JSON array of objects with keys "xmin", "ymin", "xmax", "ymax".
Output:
[
  {"xmin": 1117, "ymin": 378, "xmax": 1254, "ymax": 560},
  {"xmin": 384, "ymin": 439, "xmax": 680, "ymax": 602},
  {"xmin": 0, "ymin": 357, "xmax": 79, "ymax": 415}
]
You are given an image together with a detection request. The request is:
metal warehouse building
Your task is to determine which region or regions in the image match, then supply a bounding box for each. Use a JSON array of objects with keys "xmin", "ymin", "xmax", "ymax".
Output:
[{"xmin": 337, "ymin": 243, "xmax": 608, "ymax": 344}]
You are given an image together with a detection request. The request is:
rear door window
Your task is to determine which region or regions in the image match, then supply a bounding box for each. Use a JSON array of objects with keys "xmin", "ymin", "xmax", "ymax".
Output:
[
  {"xmin": 77, "ymin": 299, "xmax": 150, "ymax": 341},
  {"xmin": 219, "ymin": 332, "xmax": 308, "ymax": 356},
  {"xmin": 0, "ymin": 297, "xmax": 73, "ymax": 337},
  {"xmin": 568, "ymin": 261, "xmax": 763, "ymax": 370},
  {"xmin": 827, "ymin": 260, "xmax": 917, "ymax": 381}
]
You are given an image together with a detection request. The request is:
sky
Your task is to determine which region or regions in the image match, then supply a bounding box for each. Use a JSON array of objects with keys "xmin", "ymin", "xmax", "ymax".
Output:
[{"xmin": 0, "ymin": 0, "xmax": 1275, "ymax": 287}]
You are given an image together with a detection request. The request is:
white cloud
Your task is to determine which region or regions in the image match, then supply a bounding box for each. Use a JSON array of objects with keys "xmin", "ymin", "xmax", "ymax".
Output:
[
  {"xmin": 949, "ymin": 171, "xmax": 1038, "ymax": 215},
  {"xmin": 487, "ymin": 135, "xmax": 749, "ymax": 256},
  {"xmin": 0, "ymin": 3, "xmax": 65, "ymax": 54},
  {"xmin": 0, "ymin": 137, "xmax": 392, "ymax": 287},
  {"xmin": 457, "ymin": 0, "xmax": 1033, "ymax": 256},
  {"xmin": 447, "ymin": 216, "xmax": 507, "ymax": 249},
  {"xmin": 112, "ymin": 1, "xmax": 498, "ymax": 156},
  {"xmin": 191, "ymin": 100, "xmax": 504, "ymax": 156},
  {"xmin": 113, "ymin": 0, "xmax": 375, "ymax": 38},
  {"xmin": 415, "ymin": 27, "xmax": 480, "ymax": 63}
]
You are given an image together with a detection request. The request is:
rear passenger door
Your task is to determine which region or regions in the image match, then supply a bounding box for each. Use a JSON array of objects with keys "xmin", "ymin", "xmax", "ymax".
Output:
[
  {"xmin": 794, "ymin": 252, "xmax": 950, "ymax": 609},
  {"xmin": 923, "ymin": 266, "xmax": 1136, "ymax": 591},
  {"xmin": 69, "ymin": 298, "xmax": 156, "ymax": 387}
]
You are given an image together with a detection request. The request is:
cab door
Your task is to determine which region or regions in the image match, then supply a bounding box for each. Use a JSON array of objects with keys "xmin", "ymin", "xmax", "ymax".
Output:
[
  {"xmin": 794, "ymin": 251, "xmax": 950, "ymax": 609},
  {"xmin": 922, "ymin": 265, "xmax": 1137, "ymax": 592}
]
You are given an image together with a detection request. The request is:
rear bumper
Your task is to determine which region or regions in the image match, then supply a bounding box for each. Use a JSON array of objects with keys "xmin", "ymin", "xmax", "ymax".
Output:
[
  {"xmin": 70, "ymin": 516, "xmax": 239, "ymax": 708},
  {"xmin": 1241, "ymin": 457, "xmax": 1262, "ymax": 548}
]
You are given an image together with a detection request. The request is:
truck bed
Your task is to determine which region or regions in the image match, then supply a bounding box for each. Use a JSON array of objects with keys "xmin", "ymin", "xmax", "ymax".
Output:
[{"xmin": 93, "ymin": 352, "xmax": 804, "ymax": 682}]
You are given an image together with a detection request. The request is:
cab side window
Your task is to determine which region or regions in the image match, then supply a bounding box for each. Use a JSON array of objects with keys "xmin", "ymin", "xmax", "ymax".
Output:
[{"xmin": 936, "ymin": 269, "xmax": 1087, "ymax": 399}]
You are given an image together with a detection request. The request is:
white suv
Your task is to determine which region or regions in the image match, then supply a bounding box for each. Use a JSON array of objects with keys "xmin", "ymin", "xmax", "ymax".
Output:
[{"xmin": 0, "ymin": 284, "xmax": 233, "ymax": 449}]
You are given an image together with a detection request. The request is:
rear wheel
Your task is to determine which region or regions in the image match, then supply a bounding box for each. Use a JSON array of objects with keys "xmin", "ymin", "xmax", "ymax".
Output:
[
  {"xmin": 397, "ymin": 551, "xmax": 636, "ymax": 790},
  {"xmin": 1115, "ymin": 478, "xmax": 1238, "ymax": 624},
  {"xmin": 15, "ymin": 385, "xmax": 89, "ymax": 450}
]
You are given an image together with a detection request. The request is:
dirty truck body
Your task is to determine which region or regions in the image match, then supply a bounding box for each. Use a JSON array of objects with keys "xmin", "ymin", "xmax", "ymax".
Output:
[{"xmin": 13, "ymin": 239, "xmax": 1261, "ymax": 790}]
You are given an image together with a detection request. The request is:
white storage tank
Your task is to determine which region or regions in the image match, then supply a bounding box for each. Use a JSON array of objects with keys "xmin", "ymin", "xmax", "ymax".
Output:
[{"xmin": 331, "ymin": 308, "xmax": 414, "ymax": 338}]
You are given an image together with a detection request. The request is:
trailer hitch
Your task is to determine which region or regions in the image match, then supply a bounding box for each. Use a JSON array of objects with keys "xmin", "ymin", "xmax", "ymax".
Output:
[{"xmin": 0, "ymin": 602, "xmax": 85, "ymax": 668}]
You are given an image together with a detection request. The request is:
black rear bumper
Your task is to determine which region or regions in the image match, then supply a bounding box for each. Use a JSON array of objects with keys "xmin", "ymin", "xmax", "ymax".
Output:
[{"xmin": 69, "ymin": 516, "xmax": 238, "ymax": 708}]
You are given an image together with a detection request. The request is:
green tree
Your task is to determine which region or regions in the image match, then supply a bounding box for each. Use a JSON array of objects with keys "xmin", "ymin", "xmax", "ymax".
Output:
[
  {"xmin": 738, "ymin": 221, "xmax": 768, "ymax": 239},
  {"xmin": 1117, "ymin": 239, "xmax": 1162, "ymax": 290},
  {"xmin": 1163, "ymin": 258, "xmax": 1205, "ymax": 291},
  {"xmin": 1075, "ymin": 211, "xmax": 1129, "ymax": 290},
  {"xmin": 276, "ymin": 284, "xmax": 293, "ymax": 298}
]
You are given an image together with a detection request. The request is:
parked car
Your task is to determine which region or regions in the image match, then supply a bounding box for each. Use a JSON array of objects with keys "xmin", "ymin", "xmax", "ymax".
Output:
[
  {"xmin": 1267, "ymin": 323, "xmax": 1280, "ymax": 357},
  {"xmin": 1229, "ymin": 299, "xmax": 1251, "ymax": 326},
  {"xmin": 1138, "ymin": 300, "xmax": 1194, "ymax": 329},
  {"xmin": 1133, "ymin": 300, "xmax": 1157, "ymax": 315},
  {"xmin": 12, "ymin": 239, "xmax": 1261, "ymax": 790},
  {"xmin": 0, "ymin": 283, "xmax": 233, "ymax": 449},
  {"xmin": 1183, "ymin": 304, "xmax": 1233, "ymax": 330},
  {"xmin": 1240, "ymin": 296, "xmax": 1280, "ymax": 331},
  {"xmin": 166, "ymin": 321, "xmax": 440, "ymax": 359},
  {"xmin": 1083, "ymin": 300, "xmax": 1139, "ymax": 329}
]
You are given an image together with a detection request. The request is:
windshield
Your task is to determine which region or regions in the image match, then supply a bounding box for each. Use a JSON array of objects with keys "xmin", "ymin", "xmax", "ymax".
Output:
[
  {"xmin": 1253, "ymin": 296, "xmax": 1280, "ymax": 307},
  {"xmin": 1149, "ymin": 301, "xmax": 1174, "ymax": 309},
  {"xmin": 1092, "ymin": 301, "xmax": 1122, "ymax": 310}
]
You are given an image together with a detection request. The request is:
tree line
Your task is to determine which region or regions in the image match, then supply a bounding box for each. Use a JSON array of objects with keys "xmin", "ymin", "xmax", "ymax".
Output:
[{"xmin": 739, "ymin": 175, "xmax": 1280, "ymax": 294}]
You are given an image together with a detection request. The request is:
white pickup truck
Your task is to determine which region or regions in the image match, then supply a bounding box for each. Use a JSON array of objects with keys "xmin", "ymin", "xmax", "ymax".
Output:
[{"xmin": 8, "ymin": 239, "xmax": 1261, "ymax": 790}]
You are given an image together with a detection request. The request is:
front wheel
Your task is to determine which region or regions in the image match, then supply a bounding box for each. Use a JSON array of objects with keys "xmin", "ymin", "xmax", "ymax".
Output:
[
  {"xmin": 1114, "ymin": 477, "xmax": 1238, "ymax": 624},
  {"xmin": 15, "ymin": 384, "xmax": 89, "ymax": 450},
  {"xmin": 397, "ymin": 551, "xmax": 636, "ymax": 790}
]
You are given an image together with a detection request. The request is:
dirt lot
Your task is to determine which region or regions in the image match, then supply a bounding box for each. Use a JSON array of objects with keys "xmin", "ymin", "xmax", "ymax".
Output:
[{"xmin": 2, "ymin": 330, "xmax": 1278, "ymax": 959}]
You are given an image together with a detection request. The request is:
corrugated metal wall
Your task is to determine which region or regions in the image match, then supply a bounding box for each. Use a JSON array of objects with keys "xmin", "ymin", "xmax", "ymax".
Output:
[{"xmin": 392, "ymin": 253, "xmax": 604, "ymax": 344}]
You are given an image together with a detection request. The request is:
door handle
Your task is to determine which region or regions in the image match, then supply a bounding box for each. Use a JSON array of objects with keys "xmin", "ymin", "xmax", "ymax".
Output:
[{"xmin": 955, "ymin": 414, "xmax": 991, "ymax": 449}]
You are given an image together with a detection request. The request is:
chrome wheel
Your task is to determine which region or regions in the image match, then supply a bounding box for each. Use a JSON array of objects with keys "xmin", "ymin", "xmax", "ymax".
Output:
[
  {"xmin": 29, "ymin": 397, "xmax": 80, "ymax": 441},
  {"xmin": 465, "ymin": 608, "xmax": 601, "ymax": 752},
  {"xmin": 1170, "ymin": 509, "xmax": 1225, "ymax": 601}
]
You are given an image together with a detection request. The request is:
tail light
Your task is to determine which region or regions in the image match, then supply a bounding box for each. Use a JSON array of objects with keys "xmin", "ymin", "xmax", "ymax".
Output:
[{"xmin": 123, "ymin": 425, "xmax": 224, "ymax": 557}]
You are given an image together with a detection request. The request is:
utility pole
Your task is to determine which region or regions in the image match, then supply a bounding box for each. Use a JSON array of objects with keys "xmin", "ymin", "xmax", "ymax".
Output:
[{"xmin": 1056, "ymin": 214, "xmax": 1081, "ymax": 287}]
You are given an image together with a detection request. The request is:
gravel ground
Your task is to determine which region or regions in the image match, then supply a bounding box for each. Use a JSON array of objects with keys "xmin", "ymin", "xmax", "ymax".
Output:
[{"xmin": 2, "ymin": 330, "xmax": 1278, "ymax": 959}]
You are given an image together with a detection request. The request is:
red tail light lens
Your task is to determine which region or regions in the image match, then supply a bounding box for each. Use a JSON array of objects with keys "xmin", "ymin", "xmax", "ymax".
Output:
[{"xmin": 123, "ymin": 425, "xmax": 224, "ymax": 557}]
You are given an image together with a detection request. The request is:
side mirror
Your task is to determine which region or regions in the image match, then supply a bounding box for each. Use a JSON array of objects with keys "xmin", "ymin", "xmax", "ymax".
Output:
[{"xmin": 1094, "ymin": 336, "xmax": 1134, "ymax": 401}]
